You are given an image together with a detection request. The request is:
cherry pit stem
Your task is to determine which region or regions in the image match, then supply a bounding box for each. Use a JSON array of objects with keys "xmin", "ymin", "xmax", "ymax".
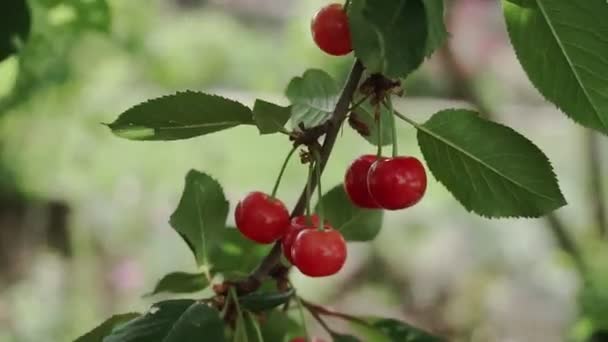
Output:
[
  {"xmin": 387, "ymin": 97, "xmax": 398, "ymax": 157},
  {"xmin": 233, "ymin": 60, "xmax": 365, "ymax": 294},
  {"xmin": 313, "ymin": 149, "xmax": 325, "ymax": 229},
  {"xmin": 376, "ymin": 103, "xmax": 383, "ymax": 158},
  {"xmin": 271, "ymin": 146, "xmax": 298, "ymax": 198}
]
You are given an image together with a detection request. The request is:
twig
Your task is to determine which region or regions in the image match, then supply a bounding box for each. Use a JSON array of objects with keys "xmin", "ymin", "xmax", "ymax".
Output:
[
  {"xmin": 587, "ymin": 131, "xmax": 607, "ymax": 239},
  {"xmin": 233, "ymin": 60, "xmax": 365, "ymax": 294},
  {"xmin": 300, "ymin": 298, "xmax": 368, "ymax": 326}
]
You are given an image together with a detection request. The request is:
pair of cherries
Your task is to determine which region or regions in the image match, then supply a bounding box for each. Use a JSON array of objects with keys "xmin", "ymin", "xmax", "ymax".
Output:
[
  {"xmin": 345, "ymin": 155, "xmax": 427, "ymax": 210},
  {"xmin": 235, "ymin": 192, "xmax": 346, "ymax": 277}
]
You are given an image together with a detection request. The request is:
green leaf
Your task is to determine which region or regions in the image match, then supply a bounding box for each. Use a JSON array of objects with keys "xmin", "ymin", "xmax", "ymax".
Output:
[
  {"xmin": 369, "ymin": 318, "xmax": 442, "ymax": 341},
  {"xmin": 108, "ymin": 91, "xmax": 253, "ymax": 141},
  {"xmin": 333, "ymin": 334, "xmax": 362, "ymax": 342},
  {"xmin": 422, "ymin": 0, "xmax": 448, "ymax": 56},
  {"xmin": 260, "ymin": 310, "xmax": 303, "ymax": 342},
  {"xmin": 252, "ymin": 99, "xmax": 291, "ymax": 134},
  {"xmin": 315, "ymin": 185, "xmax": 383, "ymax": 241},
  {"xmin": 210, "ymin": 227, "xmax": 271, "ymax": 275},
  {"xmin": 170, "ymin": 170, "xmax": 229, "ymax": 268},
  {"xmin": 349, "ymin": 0, "xmax": 428, "ymax": 78},
  {"xmin": 74, "ymin": 313, "xmax": 140, "ymax": 342},
  {"xmin": 70, "ymin": 0, "xmax": 111, "ymax": 32},
  {"xmin": 104, "ymin": 300, "xmax": 225, "ymax": 342},
  {"xmin": 502, "ymin": 0, "xmax": 608, "ymax": 134},
  {"xmin": 145, "ymin": 272, "xmax": 210, "ymax": 297},
  {"xmin": 238, "ymin": 288, "xmax": 295, "ymax": 313},
  {"xmin": 243, "ymin": 312, "xmax": 264, "ymax": 342},
  {"xmin": 285, "ymin": 69, "xmax": 339, "ymax": 129},
  {"xmin": 416, "ymin": 109, "xmax": 566, "ymax": 218},
  {"xmin": 0, "ymin": 0, "xmax": 31, "ymax": 62},
  {"xmin": 350, "ymin": 100, "xmax": 393, "ymax": 146}
]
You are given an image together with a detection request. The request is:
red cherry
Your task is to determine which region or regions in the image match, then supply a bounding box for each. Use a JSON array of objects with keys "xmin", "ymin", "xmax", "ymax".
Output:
[
  {"xmin": 235, "ymin": 191, "xmax": 290, "ymax": 244},
  {"xmin": 311, "ymin": 4, "xmax": 352, "ymax": 56},
  {"xmin": 344, "ymin": 155, "xmax": 384, "ymax": 209},
  {"xmin": 367, "ymin": 157, "xmax": 427, "ymax": 210},
  {"xmin": 281, "ymin": 215, "xmax": 320, "ymax": 263},
  {"xmin": 291, "ymin": 225, "xmax": 347, "ymax": 277}
]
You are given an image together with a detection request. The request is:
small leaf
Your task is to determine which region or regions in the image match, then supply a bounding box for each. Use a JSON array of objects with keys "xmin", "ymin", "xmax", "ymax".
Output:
[
  {"xmin": 286, "ymin": 69, "xmax": 339, "ymax": 129},
  {"xmin": 350, "ymin": 100, "xmax": 393, "ymax": 146},
  {"xmin": 74, "ymin": 313, "xmax": 140, "ymax": 342},
  {"xmin": 370, "ymin": 318, "xmax": 442, "ymax": 341},
  {"xmin": 145, "ymin": 272, "xmax": 210, "ymax": 297},
  {"xmin": 238, "ymin": 288, "xmax": 295, "ymax": 312},
  {"xmin": 170, "ymin": 170, "xmax": 229, "ymax": 268},
  {"xmin": 416, "ymin": 109, "xmax": 566, "ymax": 218},
  {"xmin": 502, "ymin": 0, "xmax": 608, "ymax": 134},
  {"xmin": 349, "ymin": 0, "xmax": 428, "ymax": 78},
  {"xmin": 252, "ymin": 99, "xmax": 291, "ymax": 134},
  {"xmin": 316, "ymin": 185, "xmax": 383, "ymax": 241},
  {"xmin": 104, "ymin": 300, "xmax": 225, "ymax": 342},
  {"xmin": 260, "ymin": 310, "xmax": 303, "ymax": 342},
  {"xmin": 0, "ymin": 0, "xmax": 31, "ymax": 62},
  {"xmin": 422, "ymin": 0, "xmax": 448, "ymax": 57},
  {"xmin": 108, "ymin": 91, "xmax": 253, "ymax": 141},
  {"xmin": 209, "ymin": 227, "xmax": 271, "ymax": 275}
]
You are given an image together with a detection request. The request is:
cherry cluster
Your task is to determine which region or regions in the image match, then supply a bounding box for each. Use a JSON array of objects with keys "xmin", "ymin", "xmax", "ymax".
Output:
[{"xmin": 235, "ymin": 3, "xmax": 428, "ymax": 284}]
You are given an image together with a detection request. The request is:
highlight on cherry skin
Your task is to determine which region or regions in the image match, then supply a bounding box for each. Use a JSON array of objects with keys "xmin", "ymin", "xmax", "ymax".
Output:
[
  {"xmin": 235, "ymin": 191, "xmax": 290, "ymax": 244},
  {"xmin": 291, "ymin": 224, "xmax": 347, "ymax": 277},
  {"xmin": 281, "ymin": 214, "xmax": 321, "ymax": 263},
  {"xmin": 367, "ymin": 156, "xmax": 427, "ymax": 210},
  {"xmin": 311, "ymin": 3, "xmax": 353, "ymax": 56},
  {"xmin": 344, "ymin": 154, "xmax": 384, "ymax": 209}
]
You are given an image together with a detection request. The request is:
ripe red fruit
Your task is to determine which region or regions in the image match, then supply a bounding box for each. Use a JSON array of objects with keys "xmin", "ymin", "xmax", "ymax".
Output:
[
  {"xmin": 367, "ymin": 157, "xmax": 427, "ymax": 210},
  {"xmin": 235, "ymin": 191, "xmax": 290, "ymax": 244},
  {"xmin": 291, "ymin": 225, "xmax": 347, "ymax": 277},
  {"xmin": 281, "ymin": 215, "xmax": 320, "ymax": 263},
  {"xmin": 311, "ymin": 3, "xmax": 352, "ymax": 56},
  {"xmin": 344, "ymin": 155, "xmax": 383, "ymax": 209}
]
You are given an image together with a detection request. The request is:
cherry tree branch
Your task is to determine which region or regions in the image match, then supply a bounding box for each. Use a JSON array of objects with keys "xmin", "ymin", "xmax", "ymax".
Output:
[{"xmin": 233, "ymin": 60, "xmax": 365, "ymax": 293}]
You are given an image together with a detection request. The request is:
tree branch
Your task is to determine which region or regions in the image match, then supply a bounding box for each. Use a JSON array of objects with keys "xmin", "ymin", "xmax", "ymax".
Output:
[
  {"xmin": 234, "ymin": 60, "xmax": 365, "ymax": 293},
  {"xmin": 587, "ymin": 131, "xmax": 607, "ymax": 239}
]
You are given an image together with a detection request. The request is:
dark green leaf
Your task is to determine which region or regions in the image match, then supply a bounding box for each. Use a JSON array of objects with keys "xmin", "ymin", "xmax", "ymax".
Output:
[
  {"xmin": 108, "ymin": 91, "xmax": 253, "ymax": 141},
  {"xmin": 503, "ymin": 0, "xmax": 608, "ymax": 134},
  {"xmin": 285, "ymin": 69, "xmax": 339, "ymax": 129},
  {"xmin": 238, "ymin": 288, "xmax": 295, "ymax": 312},
  {"xmin": 349, "ymin": 0, "xmax": 428, "ymax": 78},
  {"xmin": 170, "ymin": 170, "xmax": 229, "ymax": 268},
  {"xmin": 333, "ymin": 334, "xmax": 362, "ymax": 342},
  {"xmin": 260, "ymin": 311, "xmax": 303, "ymax": 342},
  {"xmin": 210, "ymin": 227, "xmax": 271, "ymax": 275},
  {"xmin": 422, "ymin": 0, "xmax": 448, "ymax": 56},
  {"xmin": 316, "ymin": 185, "xmax": 383, "ymax": 241},
  {"xmin": 370, "ymin": 318, "xmax": 442, "ymax": 341},
  {"xmin": 145, "ymin": 272, "xmax": 210, "ymax": 297},
  {"xmin": 252, "ymin": 99, "xmax": 291, "ymax": 134},
  {"xmin": 74, "ymin": 313, "xmax": 140, "ymax": 342},
  {"xmin": 0, "ymin": 0, "xmax": 31, "ymax": 62},
  {"xmin": 416, "ymin": 109, "xmax": 566, "ymax": 218},
  {"xmin": 104, "ymin": 300, "xmax": 225, "ymax": 342},
  {"xmin": 350, "ymin": 100, "xmax": 393, "ymax": 146}
]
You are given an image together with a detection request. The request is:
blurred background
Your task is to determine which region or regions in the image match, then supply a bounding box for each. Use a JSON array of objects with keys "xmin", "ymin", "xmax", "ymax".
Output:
[{"xmin": 0, "ymin": 0, "xmax": 607, "ymax": 341}]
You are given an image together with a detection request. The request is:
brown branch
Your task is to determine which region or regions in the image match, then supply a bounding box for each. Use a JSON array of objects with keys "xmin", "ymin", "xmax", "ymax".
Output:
[
  {"xmin": 233, "ymin": 60, "xmax": 365, "ymax": 294},
  {"xmin": 587, "ymin": 131, "xmax": 607, "ymax": 239}
]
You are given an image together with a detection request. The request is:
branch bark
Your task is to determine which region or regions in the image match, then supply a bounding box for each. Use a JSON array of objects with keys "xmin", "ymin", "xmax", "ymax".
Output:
[
  {"xmin": 234, "ymin": 60, "xmax": 365, "ymax": 293},
  {"xmin": 587, "ymin": 131, "xmax": 607, "ymax": 239}
]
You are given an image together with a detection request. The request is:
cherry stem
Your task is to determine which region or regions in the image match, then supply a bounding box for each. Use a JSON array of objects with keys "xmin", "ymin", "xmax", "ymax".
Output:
[
  {"xmin": 376, "ymin": 103, "xmax": 383, "ymax": 158},
  {"xmin": 271, "ymin": 146, "xmax": 298, "ymax": 198},
  {"xmin": 305, "ymin": 161, "xmax": 313, "ymax": 223},
  {"xmin": 387, "ymin": 97, "xmax": 398, "ymax": 157},
  {"xmin": 313, "ymin": 149, "xmax": 324, "ymax": 230},
  {"xmin": 247, "ymin": 311, "xmax": 264, "ymax": 342},
  {"xmin": 293, "ymin": 289, "xmax": 311, "ymax": 340}
]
